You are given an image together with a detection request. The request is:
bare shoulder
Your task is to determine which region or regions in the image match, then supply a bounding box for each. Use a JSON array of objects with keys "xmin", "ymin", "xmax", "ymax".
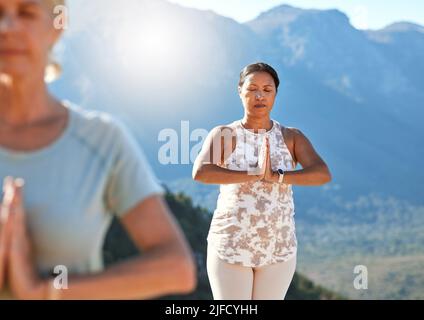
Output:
[
  {"xmin": 284, "ymin": 126, "xmax": 304, "ymax": 137},
  {"xmin": 209, "ymin": 123, "xmax": 237, "ymax": 145},
  {"xmin": 210, "ymin": 123, "xmax": 236, "ymax": 136},
  {"xmin": 280, "ymin": 125, "xmax": 300, "ymax": 143},
  {"xmin": 207, "ymin": 123, "xmax": 237, "ymax": 155},
  {"xmin": 284, "ymin": 126, "xmax": 311, "ymax": 144}
]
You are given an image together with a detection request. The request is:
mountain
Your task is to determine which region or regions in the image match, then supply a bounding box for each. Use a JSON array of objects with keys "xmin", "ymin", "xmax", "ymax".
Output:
[
  {"xmin": 51, "ymin": 0, "xmax": 424, "ymax": 203},
  {"xmin": 365, "ymin": 22, "xmax": 424, "ymax": 104},
  {"xmin": 248, "ymin": 5, "xmax": 421, "ymax": 104},
  {"xmin": 246, "ymin": 4, "xmax": 424, "ymax": 203}
]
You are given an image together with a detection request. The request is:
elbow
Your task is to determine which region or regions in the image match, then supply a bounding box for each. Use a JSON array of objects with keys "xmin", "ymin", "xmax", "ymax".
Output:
[
  {"xmin": 192, "ymin": 165, "xmax": 210, "ymax": 184},
  {"xmin": 192, "ymin": 164, "xmax": 203, "ymax": 182},
  {"xmin": 312, "ymin": 164, "xmax": 332, "ymax": 186},
  {"xmin": 192, "ymin": 167, "xmax": 202, "ymax": 182},
  {"xmin": 323, "ymin": 174, "xmax": 332, "ymax": 185},
  {"xmin": 174, "ymin": 252, "xmax": 198, "ymax": 294},
  {"xmin": 322, "ymin": 166, "xmax": 332, "ymax": 185}
]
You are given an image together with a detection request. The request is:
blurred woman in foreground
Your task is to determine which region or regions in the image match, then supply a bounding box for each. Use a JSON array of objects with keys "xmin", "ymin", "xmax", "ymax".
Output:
[{"xmin": 0, "ymin": 0, "xmax": 196, "ymax": 300}]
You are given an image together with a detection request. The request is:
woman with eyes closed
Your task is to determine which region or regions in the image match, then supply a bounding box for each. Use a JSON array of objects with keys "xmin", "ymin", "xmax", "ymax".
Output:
[
  {"xmin": 0, "ymin": 0, "xmax": 196, "ymax": 300},
  {"xmin": 193, "ymin": 62, "xmax": 332, "ymax": 300}
]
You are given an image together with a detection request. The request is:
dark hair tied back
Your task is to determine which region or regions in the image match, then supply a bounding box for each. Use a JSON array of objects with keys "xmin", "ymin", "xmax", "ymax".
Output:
[{"xmin": 239, "ymin": 62, "xmax": 280, "ymax": 92}]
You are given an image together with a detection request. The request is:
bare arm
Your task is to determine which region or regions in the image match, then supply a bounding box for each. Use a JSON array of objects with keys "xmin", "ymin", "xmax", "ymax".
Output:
[
  {"xmin": 283, "ymin": 128, "xmax": 332, "ymax": 186},
  {"xmin": 45, "ymin": 195, "xmax": 197, "ymax": 300},
  {"xmin": 266, "ymin": 128, "xmax": 332, "ymax": 186},
  {"xmin": 192, "ymin": 126, "xmax": 262, "ymax": 185}
]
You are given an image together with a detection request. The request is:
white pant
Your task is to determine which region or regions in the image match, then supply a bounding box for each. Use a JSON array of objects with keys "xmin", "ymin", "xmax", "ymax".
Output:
[{"xmin": 207, "ymin": 246, "xmax": 297, "ymax": 300}]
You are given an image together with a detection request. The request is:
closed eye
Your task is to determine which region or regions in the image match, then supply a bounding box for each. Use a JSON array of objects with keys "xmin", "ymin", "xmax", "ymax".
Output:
[
  {"xmin": 19, "ymin": 10, "xmax": 38, "ymax": 18},
  {"xmin": 19, "ymin": 2, "xmax": 42, "ymax": 19}
]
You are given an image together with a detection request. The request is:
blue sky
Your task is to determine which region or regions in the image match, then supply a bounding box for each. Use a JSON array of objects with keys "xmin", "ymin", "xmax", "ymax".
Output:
[{"xmin": 167, "ymin": 0, "xmax": 424, "ymax": 30}]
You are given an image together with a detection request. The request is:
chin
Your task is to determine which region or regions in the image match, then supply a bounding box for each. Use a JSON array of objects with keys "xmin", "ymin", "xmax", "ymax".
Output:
[
  {"xmin": 0, "ymin": 65, "xmax": 30, "ymax": 80},
  {"xmin": 250, "ymin": 107, "xmax": 270, "ymax": 114}
]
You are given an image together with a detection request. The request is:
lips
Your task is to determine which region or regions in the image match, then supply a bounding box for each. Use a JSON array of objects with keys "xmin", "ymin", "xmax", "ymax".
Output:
[
  {"xmin": 0, "ymin": 49, "xmax": 27, "ymax": 55},
  {"xmin": 254, "ymin": 104, "xmax": 267, "ymax": 109}
]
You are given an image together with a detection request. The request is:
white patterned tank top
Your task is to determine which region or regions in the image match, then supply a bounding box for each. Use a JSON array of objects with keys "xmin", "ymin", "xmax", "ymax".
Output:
[{"xmin": 207, "ymin": 119, "xmax": 297, "ymax": 267}]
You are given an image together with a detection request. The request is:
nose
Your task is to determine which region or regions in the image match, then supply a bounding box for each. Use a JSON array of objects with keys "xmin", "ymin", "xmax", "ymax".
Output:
[{"xmin": 255, "ymin": 92, "xmax": 265, "ymax": 100}]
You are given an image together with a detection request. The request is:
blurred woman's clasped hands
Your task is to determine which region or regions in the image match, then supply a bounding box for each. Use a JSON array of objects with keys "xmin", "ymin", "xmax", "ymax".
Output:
[{"xmin": 0, "ymin": 177, "xmax": 47, "ymax": 299}]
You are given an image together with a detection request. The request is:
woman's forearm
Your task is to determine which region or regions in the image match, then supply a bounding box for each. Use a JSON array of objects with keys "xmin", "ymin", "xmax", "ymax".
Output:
[
  {"xmin": 193, "ymin": 164, "xmax": 260, "ymax": 185},
  {"xmin": 43, "ymin": 242, "xmax": 196, "ymax": 300},
  {"xmin": 269, "ymin": 164, "xmax": 332, "ymax": 186}
]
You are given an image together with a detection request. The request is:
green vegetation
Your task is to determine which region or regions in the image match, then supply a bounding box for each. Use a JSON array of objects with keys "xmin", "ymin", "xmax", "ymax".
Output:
[{"xmin": 294, "ymin": 192, "xmax": 424, "ymax": 300}]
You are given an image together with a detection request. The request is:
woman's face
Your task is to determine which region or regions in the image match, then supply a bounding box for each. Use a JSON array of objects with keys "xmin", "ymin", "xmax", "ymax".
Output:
[
  {"xmin": 0, "ymin": 0, "xmax": 61, "ymax": 79},
  {"xmin": 238, "ymin": 71, "xmax": 277, "ymax": 118}
]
